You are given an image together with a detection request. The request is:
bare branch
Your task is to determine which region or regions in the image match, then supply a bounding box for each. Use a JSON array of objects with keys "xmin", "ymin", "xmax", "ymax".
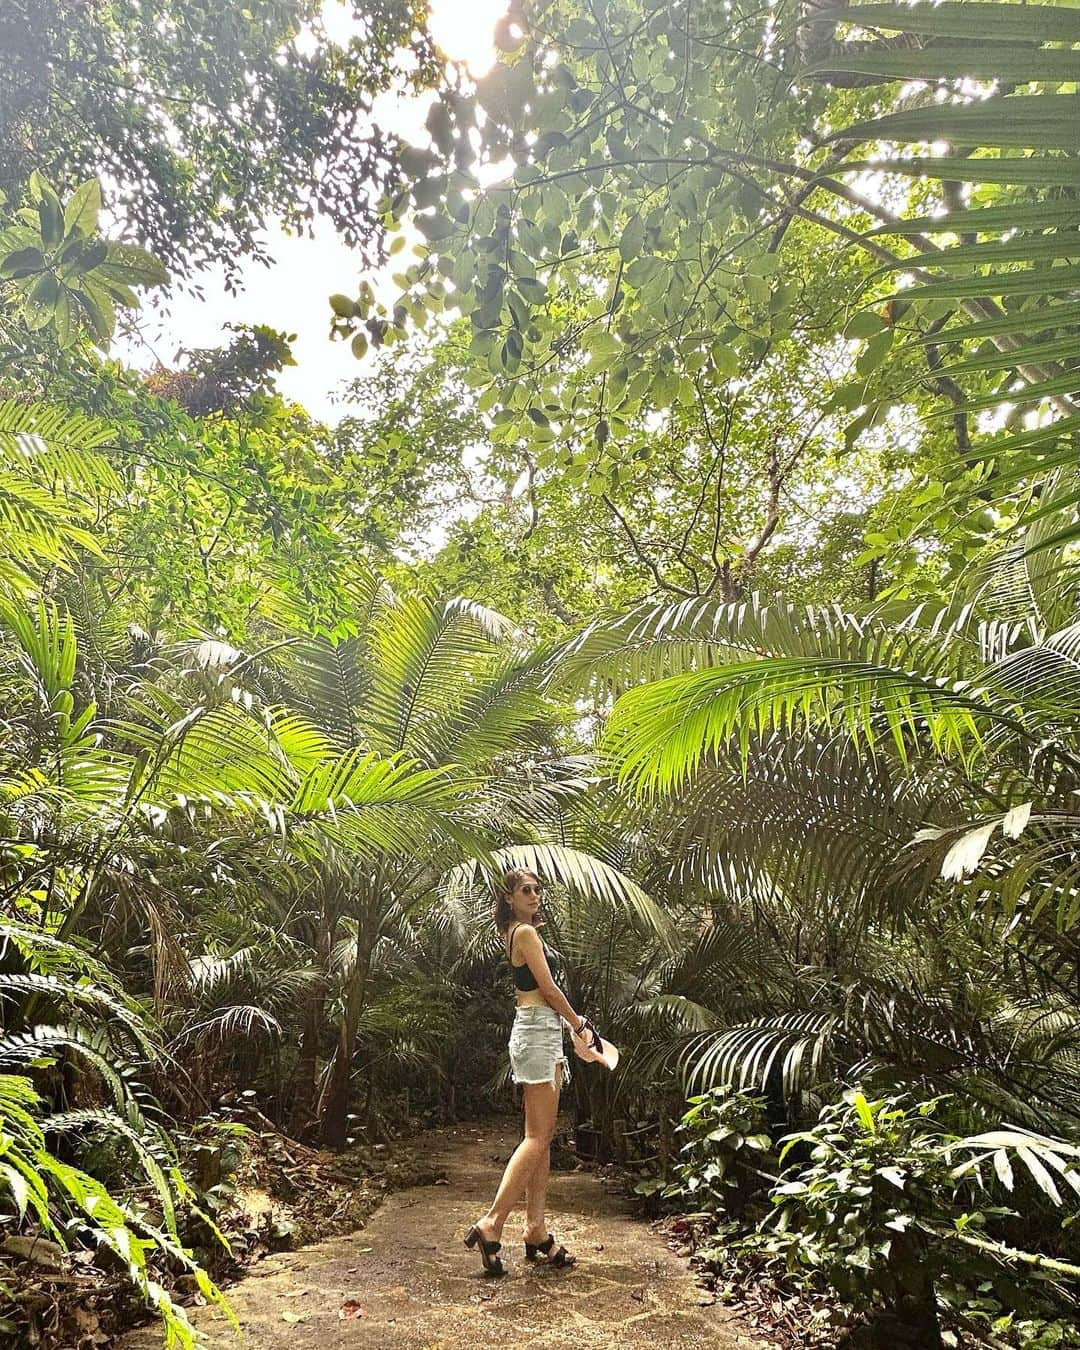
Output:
[
  {"xmin": 741, "ymin": 442, "xmax": 783, "ymax": 572},
  {"xmin": 601, "ymin": 491, "xmax": 695, "ymax": 597}
]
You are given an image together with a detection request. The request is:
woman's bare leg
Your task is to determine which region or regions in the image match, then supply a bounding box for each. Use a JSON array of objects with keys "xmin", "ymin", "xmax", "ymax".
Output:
[
  {"xmin": 523, "ymin": 1143, "xmax": 550, "ymax": 1241},
  {"xmin": 525, "ymin": 1068, "xmax": 564, "ymax": 1239},
  {"xmin": 475, "ymin": 1080, "xmax": 558, "ymax": 1241}
]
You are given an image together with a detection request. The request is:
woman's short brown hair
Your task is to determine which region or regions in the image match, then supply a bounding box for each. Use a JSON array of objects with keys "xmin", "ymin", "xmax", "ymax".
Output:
[{"xmin": 494, "ymin": 868, "xmax": 542, "ymax": 933}]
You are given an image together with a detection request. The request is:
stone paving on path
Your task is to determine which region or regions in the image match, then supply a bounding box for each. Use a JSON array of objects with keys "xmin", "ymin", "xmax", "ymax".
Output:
[{"xmin": 121, "ymin": 1120, "xmax": 765, "ymax": 1350}]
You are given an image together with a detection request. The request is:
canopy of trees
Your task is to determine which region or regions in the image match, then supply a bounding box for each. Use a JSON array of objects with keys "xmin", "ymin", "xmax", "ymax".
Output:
[{"xmin": 0, "ymin": 0, "xmax": 436, "ymax": 275}]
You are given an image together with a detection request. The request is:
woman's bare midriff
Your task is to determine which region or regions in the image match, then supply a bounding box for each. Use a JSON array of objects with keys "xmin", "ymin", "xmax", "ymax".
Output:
[{"xmin": 514, "ymin": 986, "xmax": 549, "ymax": 1009}]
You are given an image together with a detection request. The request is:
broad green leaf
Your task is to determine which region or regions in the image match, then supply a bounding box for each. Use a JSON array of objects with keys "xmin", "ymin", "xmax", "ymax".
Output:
[
  {"xmin": 52, "ymin": 289, "xmax": 75, "ymax": 348},
  {"xmin": 37, "ymin": 185, "xmax": 64, "ymax": 249},
  {"xmin": 619, "ymin": 214, "xmax": 646, "ymax": 263},
  {"xmin": 734, "ymin": 75, "xmax": 757, "ymax": 124},
  {"xmin": 844, "ymin": 311, "xmax": 886, "ymax": 340},
  {"xmin": 330, "ymin": 293, "xmax": 357, "ymax": 318},
  {"xmin": 72, "ymin": 285, "xmax": 116, "ymax": 344},
  {"xmin": 415, "ymin": 213, "xmax": 457, "ymax": 242},
  {"xmin": 95, "ymin": 242, "xmax": 169, "ymax": 288},
  {"xmin": 0, "ymin": 247, "xmax": 45, "ymax": 279},
  {"xmin": 62, "ymin": 180, "xmax": 102, "ymax": 238},
  {"xmin": 852, "ymin": 1093, "xmax": 876, "ymax": 1132},
  {"xmin": 855, "ymin": 329, "xmax": 893, "ymax": 375},
  {"xmin": 24, "ymin": 272, "xmax": 60, "ymax": 328},
  {"xmin": 59, "ymin": 237, "xmax": 109, "ymax": 278}
]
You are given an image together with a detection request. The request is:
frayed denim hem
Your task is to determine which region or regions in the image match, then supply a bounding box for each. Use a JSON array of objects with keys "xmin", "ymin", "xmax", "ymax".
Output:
[{"xmin": 511, "ymin": 1055, "xmax": 571, "ymax": 1090}]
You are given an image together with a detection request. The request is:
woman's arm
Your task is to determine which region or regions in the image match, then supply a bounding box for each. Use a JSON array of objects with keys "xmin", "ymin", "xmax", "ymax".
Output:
[{"xmin": 515, "ymin": 926, "xmax": 582, "ymax": 1029}]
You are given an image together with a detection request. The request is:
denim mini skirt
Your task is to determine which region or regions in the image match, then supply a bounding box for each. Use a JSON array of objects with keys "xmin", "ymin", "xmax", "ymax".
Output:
[{"xmin": 508, "ymin": 1004, "xmax": 571, "ymax": 1089}]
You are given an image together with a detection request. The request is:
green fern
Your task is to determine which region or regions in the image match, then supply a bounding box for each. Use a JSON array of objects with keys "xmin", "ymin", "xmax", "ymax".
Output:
[
  {"xmin": 0, "ymin": 911, "xmax": 233, "ymax": 1345},
  {"xmin": 0, "ymin": 400, "xmax": 118, "ymax": 593}
]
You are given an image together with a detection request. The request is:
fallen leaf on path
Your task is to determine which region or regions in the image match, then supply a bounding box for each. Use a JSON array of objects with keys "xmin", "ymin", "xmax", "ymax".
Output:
[
  {"xmin": 1, "ymin": 1236, "xmax": 66, "ymax": 1268},
  {"xmin": 71, "ymin": 1305, "xmax": 103, "ymax": 1340},
  {"xmin": 339, "ymin": 1300, "xmax": 367, "ymax": 1320},
  {"xmin": 282, "ymin": 1288, "xmax": 310, "ymax": 1298},
  {"xmin": 281, "ymin": 1311, "xmax": 308, "ymax": 1323}
]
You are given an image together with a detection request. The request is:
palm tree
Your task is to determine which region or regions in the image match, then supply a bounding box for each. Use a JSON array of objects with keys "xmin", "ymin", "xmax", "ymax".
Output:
[
  {"xmin": 553, "ymin": 590, "xmax": 1080, "ymax": 1136},
  {"xmin": 0, "ymin": 572, "xmax": 478, "ymax": 1136},
  {"xmin": 189, "ymin": 583, "xmax": 666, "ymax": 1144}
]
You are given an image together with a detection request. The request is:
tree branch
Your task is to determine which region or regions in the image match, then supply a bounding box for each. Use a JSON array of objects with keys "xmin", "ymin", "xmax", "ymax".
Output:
[
  {"xmin": 601, "ymin": 491, "xmax": 694, "ymax": 596},
  {"xmin": 740, "ymin": 441, "xmax": 782, "ymax": 573}
]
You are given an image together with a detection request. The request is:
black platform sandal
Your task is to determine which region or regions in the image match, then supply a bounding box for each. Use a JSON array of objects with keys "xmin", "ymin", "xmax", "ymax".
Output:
[
  {"xmin": 464, "ymin": 1222, "xmax": 505, "ymax": 1276},
  {"xmin": 524, "ymin": 1232, "xmax": 575, "ymax": 1268}
]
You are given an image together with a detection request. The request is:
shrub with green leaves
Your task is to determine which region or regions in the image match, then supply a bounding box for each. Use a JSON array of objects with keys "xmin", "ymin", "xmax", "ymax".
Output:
[
  {"xmin": 760, "ymin": 1092, "xmax": 1080, "ymax": 1348},
  {"xmin": 663, "ymin": 1086, "xmax": 775, "ymax": 1220},
  {"xmin": 763, "ymin": 1092, "xmax": 956, "ymax": 1344}
]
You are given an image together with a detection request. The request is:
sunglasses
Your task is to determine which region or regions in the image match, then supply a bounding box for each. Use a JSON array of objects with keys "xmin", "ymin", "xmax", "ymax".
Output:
[{"xmin": 518, "ymin": 883, "xmax": 543, "ymax": 896}]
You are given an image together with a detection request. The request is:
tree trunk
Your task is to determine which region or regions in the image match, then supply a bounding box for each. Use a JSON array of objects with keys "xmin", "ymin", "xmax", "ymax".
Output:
[
  {"xmin": 318, "ymin": 937, "xmax": 371, "ymax": 1149},
  {"xmin": 319, "ymin": 1060, "xmax": 352, "ymax": 1149},
  {"xmin": 288, "ymin": 989, "xmax": 324, "ymax": 1139},
  {"xmin": 658, "ymin": 1104, "xmax": 674, "ymax": 1180}
]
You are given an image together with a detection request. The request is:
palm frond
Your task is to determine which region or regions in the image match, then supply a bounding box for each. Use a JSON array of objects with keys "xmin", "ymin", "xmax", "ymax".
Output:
[
  {"xmin": 802, "ymin": 1, "xmax": 1080, "ymax": 563},
  {"xmin": 463, "ymin": 841, "xmax": 676, "ymax": 947},
  {"xmin": 605, "ymin": 657, "xmax": 991, "ymax": 795},
  {"xmin": 668, "ymin": 1013, "xmax": 839, "ymax": 1099},
  {"xmin": 0, "ymin": 400, "xmax": 119, "ymax": 590},
  {"xmin": 367, "ymin": 595, "xmax": 515, "ymax": 758},
  {"xmin": 0, "ymin": 1025, "xmax": 146, "ymax": 1117}
]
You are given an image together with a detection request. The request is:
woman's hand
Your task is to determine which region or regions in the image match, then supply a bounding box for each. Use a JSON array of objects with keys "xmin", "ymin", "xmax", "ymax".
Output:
[{"xmin": 575, "ymin": 1015, "xmax": 603, "ymax": 1053}]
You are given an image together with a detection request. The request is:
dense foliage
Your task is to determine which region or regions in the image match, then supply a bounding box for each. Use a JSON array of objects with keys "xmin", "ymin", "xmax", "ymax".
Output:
[
  {"xmin": 0, "ymin": 1, "xmax": 1077, "ymax": 1346},
  {"xmin": 668, "ymin": 1088, "xmax": 1080, "ymax": 1347},
  {"xmin": 0, "ymin": 0, "xmax": 437, "ymax": 276}
]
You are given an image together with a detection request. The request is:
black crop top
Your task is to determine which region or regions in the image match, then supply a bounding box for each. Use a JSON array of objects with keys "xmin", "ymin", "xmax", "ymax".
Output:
[{"xmin": 507, "ymin": 922, "xmax": 562, "ymax": 991}]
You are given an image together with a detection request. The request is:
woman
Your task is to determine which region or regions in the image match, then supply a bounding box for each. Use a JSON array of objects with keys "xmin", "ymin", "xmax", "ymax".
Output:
[{"xmin": 463, "ymin": 868, "xmax": 600, "ymax": 1276}]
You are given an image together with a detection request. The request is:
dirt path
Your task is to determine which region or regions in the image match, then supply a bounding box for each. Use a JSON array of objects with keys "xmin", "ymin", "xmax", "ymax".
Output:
[{"xmin": 123, "ymin": 1120, "xmax": 762, "ymax": 1349}]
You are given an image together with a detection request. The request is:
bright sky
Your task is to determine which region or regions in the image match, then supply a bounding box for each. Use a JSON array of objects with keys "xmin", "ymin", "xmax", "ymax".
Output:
[{"xmin": 115, "ymin": 0, "xmax": 509, "ymax": 422}]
